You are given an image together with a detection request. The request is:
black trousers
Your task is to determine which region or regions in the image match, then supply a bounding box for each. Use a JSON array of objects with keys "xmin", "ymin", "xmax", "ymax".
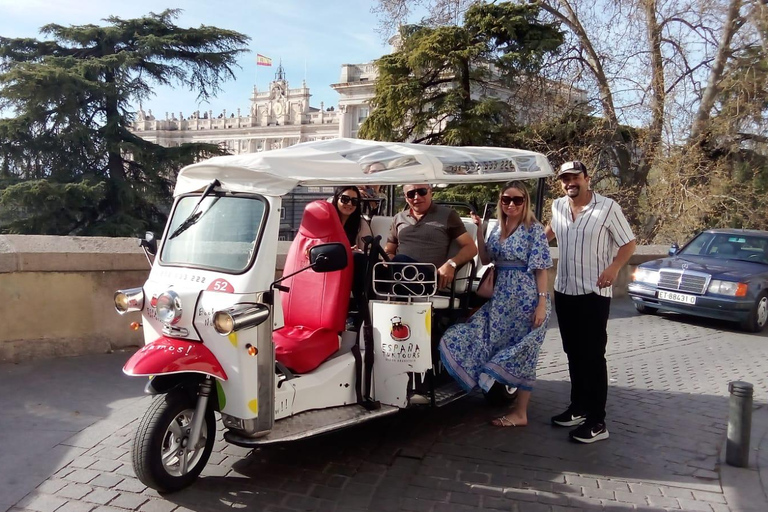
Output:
[{"xmin": 554, "ymin": 291, "xmax": 611, "ymax": 424}]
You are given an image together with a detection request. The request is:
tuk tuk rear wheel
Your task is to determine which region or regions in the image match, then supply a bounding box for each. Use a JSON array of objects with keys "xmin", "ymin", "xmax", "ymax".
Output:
[{"xmin": 132, "ymin": 389, "xmax": 216, "ymax": 493}]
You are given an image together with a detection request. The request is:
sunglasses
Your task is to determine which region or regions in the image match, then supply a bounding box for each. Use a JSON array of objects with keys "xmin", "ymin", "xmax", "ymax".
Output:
[
  {"xmin": 339, "ymin": 195, "xmax": 359, "ymax": 206},
  {"xmin": 500, "ymin": 195, "xmax": 525, "ymax": 206},
  {"xmin": 405, "ymin": 187, "xmax": 429, "ymax": 199}
]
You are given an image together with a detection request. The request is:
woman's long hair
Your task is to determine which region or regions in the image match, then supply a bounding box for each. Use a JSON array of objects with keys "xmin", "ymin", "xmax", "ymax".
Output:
[
  {"xmin": 332, "ymin": 186, "xmax": 363, "ymax": 247},
  {"xmin": 496, "ymin": 180, "xmax": 538, "ymax": 238}
]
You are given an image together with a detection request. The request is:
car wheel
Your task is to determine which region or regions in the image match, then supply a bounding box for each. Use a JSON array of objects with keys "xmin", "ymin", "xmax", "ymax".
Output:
[
  {"xmin": 634, "ymin": 302, "xmax": 658, "ymax": 315},
  {"xmin": 741, "ymin": 292, "xmax": 768, "ymax": 333}
]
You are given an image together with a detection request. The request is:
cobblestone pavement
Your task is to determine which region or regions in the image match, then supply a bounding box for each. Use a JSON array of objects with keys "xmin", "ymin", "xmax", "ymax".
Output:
[{"xmin": 4, "ymin": 299, "xmax": 768, "ymax": 512}]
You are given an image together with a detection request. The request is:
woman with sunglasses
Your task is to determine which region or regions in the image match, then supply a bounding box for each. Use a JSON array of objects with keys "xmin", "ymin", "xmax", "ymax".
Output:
[
  {"xmin": 331, "ymin": 186, "xmax": 372, "ymax": 251},
  {"xmin": 439, "ymin": 181, "xmax": 553, "ymax": 428}
]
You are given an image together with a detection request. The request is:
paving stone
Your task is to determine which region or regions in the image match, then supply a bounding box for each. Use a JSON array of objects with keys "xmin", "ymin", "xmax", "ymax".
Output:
[
  {"xmin": 628, "ymin": 483, "xmax": 663, "ymax": 496},
  {"xmin": 567, "ymin": 496, "xmax": 604, "ymax": 510},
  {"xmin": 517, "ymin": 503, "xmax": 552, "ymax": 512},
  {"xmin": 109, "ymin": 493, "xmax": 148, "ymax": 511},
  {"xmin": 565, "ymin": 476, "xmax": 598, "ymax": 488},
  {"xmin": 661, "ymin": 487, "xmax": 694, "ymax": 500},
  {"xmin": 598, "ymin": 480, "xmax": 631, "ymax": 492},
  {"xmin": 112, "ymin": 479, "xmax": 146, "ymax": 494},
  {"xmin": 433, "ymin": 503, "xmax": 481, "ymax": 512},
  {"xmin": 646, "ymin": 495, "xmax": 681, "ymax": 508},
  {"xmin": 405, "ymin": 486, "xmax": 449, "ymax": 502},
  {"xmin": 690, "ymin": 490, "xmax": 726, "ymax": 504},
  {"xmin": 57, "ymin": 484, "xmax": 94, "ymax": 500},
  {"xmin": 81, "ymin": 489, "xmax": 119, "ymax": 506},
  {"xmin": 36, "ymin": 480, "xmax": 69, "ymax": 495},
  {"xmin": 16, "ymin": 493, "xmax": 68, "ymax": 512},
  {"xmin": 62, "ymin": 469, "xmax": 102, "ymax": 485},
  {"xmin": 502, "ymin": 488, "xmax": 538, "ymax": 502},
  {"xmin": 69, "ymin": 457, "xmax": 99, "ymax": 470},
  {"xmin": 56, "ymin": 502, "xmax": 96, "ymax": 512},
  {"xmin": 676, "ymin": 498, "xmax": 713, "ymax": 511},
  {"xmin": 137, "ymin": 499, "xmax": 177, "ymax": 512},
  {"xmin": 91, "ymin": 506, "xmax": 127, "ymax": 512},
  {"xmin": 582, "ymin": 487, "xmax": 615, "ymax": 500},
  {"xmin": 89, "ymin": 474, "xmax": 124, "ymax": 489},
  {"xmin": 88, "ymin": 460, "xmax": 123, "ymax": 473},
  {"xmin": 448, "ymin": 491, "xmax": 480, "ymax": 507}
]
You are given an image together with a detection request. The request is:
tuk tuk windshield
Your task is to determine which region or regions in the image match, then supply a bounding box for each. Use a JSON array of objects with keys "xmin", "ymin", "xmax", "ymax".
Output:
[{"xmin": 160, "ymin": 194, "xmax": 266, "ymax": 273}]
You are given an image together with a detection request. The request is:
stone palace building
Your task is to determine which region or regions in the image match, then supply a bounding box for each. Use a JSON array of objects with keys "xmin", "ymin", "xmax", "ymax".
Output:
[
  {"xmin": 130, "ymin": 62, "xmax": 374, "ymax": 154},
  {"xmin": 130, "ymin": 61, "xmax": 586, "ymax": 238}
]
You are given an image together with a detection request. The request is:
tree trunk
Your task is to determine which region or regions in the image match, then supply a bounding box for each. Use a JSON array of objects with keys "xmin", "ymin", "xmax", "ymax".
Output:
[{"xmin": 690, "ymin": 0, "xmax": 744, "ymax": 142}]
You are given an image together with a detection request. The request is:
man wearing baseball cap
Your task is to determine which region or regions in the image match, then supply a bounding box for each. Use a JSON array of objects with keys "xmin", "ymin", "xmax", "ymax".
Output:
[{"xmin": 545, "ymin": 160, "xmax": 636, "ymax": 443}]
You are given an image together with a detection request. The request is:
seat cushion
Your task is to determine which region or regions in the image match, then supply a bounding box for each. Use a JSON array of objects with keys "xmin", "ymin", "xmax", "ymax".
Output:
[{"xmin": 273, "ymin": 326, "xmax": 340, "ymax": 374}]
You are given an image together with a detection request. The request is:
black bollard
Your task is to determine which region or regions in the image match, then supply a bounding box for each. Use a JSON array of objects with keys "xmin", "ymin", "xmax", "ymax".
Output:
[{"xmin": 726, "ymin": 381, "xmax": 754, "ymax": 468}]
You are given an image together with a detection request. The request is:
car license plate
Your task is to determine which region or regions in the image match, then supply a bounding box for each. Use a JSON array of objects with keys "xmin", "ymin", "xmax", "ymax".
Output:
[{"xmin": 658, "ymin": 290, "xmax": 697, "ymax": 304}]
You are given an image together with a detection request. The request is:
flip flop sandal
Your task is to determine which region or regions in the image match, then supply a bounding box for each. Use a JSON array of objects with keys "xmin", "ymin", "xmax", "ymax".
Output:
[{"xmin": 490, "ymin": 416, "xmax": 517, "ymax": 427}]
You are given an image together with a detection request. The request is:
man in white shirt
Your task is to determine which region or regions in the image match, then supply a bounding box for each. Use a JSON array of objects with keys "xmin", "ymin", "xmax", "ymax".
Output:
[{"xmin": 545, "ymin": 161, "xmax": 637, "ymax": 444}]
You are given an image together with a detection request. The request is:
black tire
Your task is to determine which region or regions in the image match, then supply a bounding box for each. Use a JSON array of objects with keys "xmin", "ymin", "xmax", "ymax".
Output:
[
  {"xmin": 740, "ymin": 292, "xmax": 768, "ymax": 333},
  {"xmin": 634, "ymin": 302, "xmax": 658, "ymax": 315},
  {"xmin": 132, "ymin": 389, "xmax": 216, "ymax": 493},
  {"xmin": 483, "ymin": 381, "xmax": 518, "ymax": 406}
]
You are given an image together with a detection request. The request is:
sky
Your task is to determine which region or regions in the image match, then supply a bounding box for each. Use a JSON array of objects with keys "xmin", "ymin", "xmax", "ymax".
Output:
[{"xmin": 0, "ymin": 0, "xmax": 393, "ymax": 118}]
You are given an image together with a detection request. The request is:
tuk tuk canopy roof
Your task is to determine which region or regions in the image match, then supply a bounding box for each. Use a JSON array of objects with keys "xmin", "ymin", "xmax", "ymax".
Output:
[{"xmin": 174, "ymin": 138, "xmax": 554, "ymax": 197}]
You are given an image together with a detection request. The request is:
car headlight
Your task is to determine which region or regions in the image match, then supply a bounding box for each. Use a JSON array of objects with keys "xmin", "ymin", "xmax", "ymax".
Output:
[
  {"xmin": 633, "ymin": 268, "xmax": 660, "ymax": 285},
  {"xmin": 155, "ymin": 290, "xmax": 183, "ymax": 324},
  {"xmin": 707, "ymin": 280, "xmax": 748, "ymax": 297},
  {"xmin": 114, "ymin": 287, "xmax": 145, "ymax": 314}
]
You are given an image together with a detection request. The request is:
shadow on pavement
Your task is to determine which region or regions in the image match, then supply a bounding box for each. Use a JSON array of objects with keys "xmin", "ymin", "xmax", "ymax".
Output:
[
  {"xmin": 0, "ymin": 351, "xmax": 142, "ymax": 512},
  {"xmin": 152, "ymin": 381, "xmax": 751, "ymax": 512}
]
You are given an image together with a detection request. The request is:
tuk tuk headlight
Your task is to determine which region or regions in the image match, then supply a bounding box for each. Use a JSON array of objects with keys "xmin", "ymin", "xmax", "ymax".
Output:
[
  {"xmin": 114, "ymin": 287, "xmax": 145, "ymax": 314},
  {"xmin": 213, "ymin": 304, "xmax": 270, "ymax": 335},
  {"xmin": 213, "ymin": 311, "xmax": 235, "ymax": 335},
  {"xmin": 155, "ymin": 290, "xmax": 183, "ymax": 325}
]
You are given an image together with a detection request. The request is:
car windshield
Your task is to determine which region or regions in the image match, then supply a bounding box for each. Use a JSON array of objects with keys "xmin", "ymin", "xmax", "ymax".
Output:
[
  {"xmin": 679, "ymin": 232, "xmax": 768, "ymax": 264},
  {"xmin": 160, "ymin": 194, "xmax": 266, "ymax": 273}
]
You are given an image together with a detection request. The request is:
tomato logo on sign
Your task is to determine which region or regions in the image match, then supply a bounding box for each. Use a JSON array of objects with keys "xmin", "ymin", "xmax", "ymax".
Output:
[
  {"xmin": 390, "ymin": 315, "xmax": 411, "ymax": 342},
  {"xmin": 207, "ymin": 279, "xmax": 235, "ymax": 293}
]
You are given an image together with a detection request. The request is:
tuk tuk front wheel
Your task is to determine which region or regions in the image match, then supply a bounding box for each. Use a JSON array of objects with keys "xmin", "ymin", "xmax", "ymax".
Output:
[{"xmin": 132, "ymin": 389, "xmax": 216, "ymax": 493}]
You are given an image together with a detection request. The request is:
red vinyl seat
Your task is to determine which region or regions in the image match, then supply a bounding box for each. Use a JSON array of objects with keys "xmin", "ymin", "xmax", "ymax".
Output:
[{"xmin": 273, "ymin": 200, "xmax": 353, "ymax": 373}]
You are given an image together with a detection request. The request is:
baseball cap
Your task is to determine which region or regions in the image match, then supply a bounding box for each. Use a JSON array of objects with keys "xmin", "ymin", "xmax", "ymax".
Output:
[{"xmin": 558, "ymin": 160, "xmax": 588, "ymax": 177}]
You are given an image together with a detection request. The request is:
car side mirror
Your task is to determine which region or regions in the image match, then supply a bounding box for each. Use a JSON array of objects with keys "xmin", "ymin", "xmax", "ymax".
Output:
[
  {"xmin": 140, "ymin": 231, "xmax": 158, "ymax": 256},
  {"xmin": 668, "ymin": 242, "xmax": 679, "ymax": 257},
  {"xmin": 310, "ymin": 243, "xmax": 348, "ymax": 272}
]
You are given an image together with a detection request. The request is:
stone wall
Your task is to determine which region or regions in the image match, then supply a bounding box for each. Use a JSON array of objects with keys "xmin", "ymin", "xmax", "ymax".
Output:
[{"xmin": 0, "ymin": 235, "xmax": 668, "ymax": 363}]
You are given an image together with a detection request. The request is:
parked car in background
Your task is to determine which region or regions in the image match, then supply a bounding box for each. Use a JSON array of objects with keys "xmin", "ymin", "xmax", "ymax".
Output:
[{"xmin": 628, "ymin": 229, "xmax": 768, "ymax": 332}]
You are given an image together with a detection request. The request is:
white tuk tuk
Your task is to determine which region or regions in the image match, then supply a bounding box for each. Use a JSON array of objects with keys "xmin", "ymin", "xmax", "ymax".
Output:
[{"xmin": 113, "ymin": 138, "xmax": 554, "ymax": 492}]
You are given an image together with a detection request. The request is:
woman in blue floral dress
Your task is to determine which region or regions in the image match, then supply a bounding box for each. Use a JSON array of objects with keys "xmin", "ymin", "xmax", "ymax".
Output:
[{"xmin": 439, "ymin": 181, "xmax": 552, "ymax": 427}]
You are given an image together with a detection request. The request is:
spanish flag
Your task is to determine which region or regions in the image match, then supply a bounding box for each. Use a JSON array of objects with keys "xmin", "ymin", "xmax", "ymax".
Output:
[{"xmin": 256, "ymin": 54, "xmax": 272, "ymax": 67}]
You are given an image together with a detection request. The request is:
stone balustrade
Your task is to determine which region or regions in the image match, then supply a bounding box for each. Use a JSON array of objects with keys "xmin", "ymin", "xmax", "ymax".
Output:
[{"xmin": 0, "ymin": 235, "xmax": 668, "ymax": 363}]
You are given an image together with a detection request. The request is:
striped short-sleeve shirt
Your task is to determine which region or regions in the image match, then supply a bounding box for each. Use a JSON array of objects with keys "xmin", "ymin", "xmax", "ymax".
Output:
[{"xmin": 551, "ymin": 192, "xmax": 635, "ymax": 297}]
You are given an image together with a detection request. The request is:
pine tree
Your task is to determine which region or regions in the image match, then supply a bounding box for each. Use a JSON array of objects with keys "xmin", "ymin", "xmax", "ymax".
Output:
[
  {"xmin": 358, "ymin": 2, "xmax": 563, "ymax": 147},
  {"xmin": 0, "ymin": 9, "xmax": 249, "ymax": 235}
]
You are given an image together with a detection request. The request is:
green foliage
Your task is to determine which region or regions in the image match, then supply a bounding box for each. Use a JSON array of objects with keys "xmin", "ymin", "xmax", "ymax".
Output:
[
  {"xmin": 0, "ymin": 9, "xmax": 248, "ymax": 235},
  {"xmin": 359, "ymin": 2, "xmax": 562, "ymax": 146}
]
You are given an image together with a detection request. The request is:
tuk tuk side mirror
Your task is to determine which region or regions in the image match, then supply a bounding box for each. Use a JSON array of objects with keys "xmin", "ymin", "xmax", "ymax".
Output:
[
  {"xmin": 310, "ymin": 243, "xmax": 348, "ymax": 272},
  {"xmin": 669, "ymin": 242, "xmax": 679, "ymax": 257},
  {"xmin": 140, "ymin": 231, "xmax": 158, "ymax": 256}
]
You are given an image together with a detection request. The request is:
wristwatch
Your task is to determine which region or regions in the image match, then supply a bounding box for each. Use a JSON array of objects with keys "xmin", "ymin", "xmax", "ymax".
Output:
[{"xmin": 447, "ymin": 259, "xmax": 457, "ymax": 269}]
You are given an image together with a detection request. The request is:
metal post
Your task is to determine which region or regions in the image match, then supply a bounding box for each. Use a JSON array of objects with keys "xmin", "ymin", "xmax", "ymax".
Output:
[{"xmin": 726, "ymin": 381, "xmax": 754, "ymax": 467}]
